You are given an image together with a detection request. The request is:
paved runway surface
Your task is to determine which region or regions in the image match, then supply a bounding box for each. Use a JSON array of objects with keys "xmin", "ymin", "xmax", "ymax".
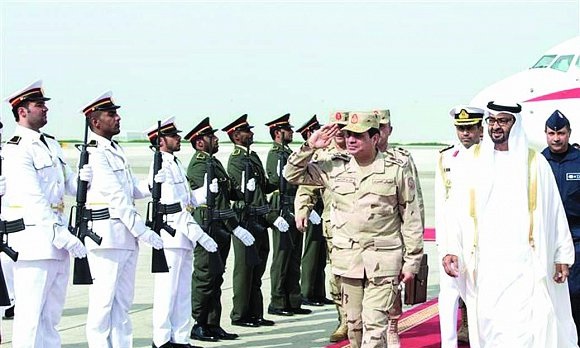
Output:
[{"xmin": 0, "ymin": 143, "xmax": 444, "ymax": 348}]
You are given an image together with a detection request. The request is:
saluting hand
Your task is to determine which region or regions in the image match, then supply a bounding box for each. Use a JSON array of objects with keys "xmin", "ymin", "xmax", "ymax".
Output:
[{"xmin": 308, "ymin": 124, "xmax": 340, "ymax": 149}]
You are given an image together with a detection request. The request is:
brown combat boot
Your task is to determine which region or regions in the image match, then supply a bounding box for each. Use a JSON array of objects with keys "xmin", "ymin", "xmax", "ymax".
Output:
[
  {"xmin": 329, "ymin": 307, "xmax": 348, "ymax": 342},
  {"xmin": 387, "ymin": 318, "xmax": 401, "ymax": 348},
  {"xmin": 457, "ymin": 305, "xmax": 469, "ymax": 343}
]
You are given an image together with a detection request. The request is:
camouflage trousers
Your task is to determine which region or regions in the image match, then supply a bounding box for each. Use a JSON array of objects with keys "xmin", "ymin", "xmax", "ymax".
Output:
[{"xmin": 341, "ymin": 275, "xmax": 398, "ymax": 348}]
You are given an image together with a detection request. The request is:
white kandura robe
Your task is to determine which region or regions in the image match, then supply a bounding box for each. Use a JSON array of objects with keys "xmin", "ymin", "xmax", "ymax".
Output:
[{"xmin": 444, "ymin": 148, "xmax": 578, "ymax": 348}]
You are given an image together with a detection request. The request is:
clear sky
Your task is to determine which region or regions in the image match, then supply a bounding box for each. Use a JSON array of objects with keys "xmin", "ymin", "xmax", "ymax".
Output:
[{"xmin": 1, "ymin": 0, "xmax": 578, "ymax": 143}]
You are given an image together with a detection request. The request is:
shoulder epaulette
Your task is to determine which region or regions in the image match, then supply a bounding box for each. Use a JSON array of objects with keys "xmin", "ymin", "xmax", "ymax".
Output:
[
  {"xmin": 196, "ymin": 152, "xmax": 207, "ymax": 160},
  {"xmin": 439, "ymin": 144, "xmax": 454, "ymax": 153},
  {"xmin": 384, "ymin": 151, "xmax": 408, "ymax": 167},
  {"xmin": 87, "ymin": 140, "xmax": 98, "ymax": 147},
  {"xmin": 7, "ymin": 136, "xmax": 21, "ymax": 145},
  {"xmin": 393, "ymin": 147, "xmax": 410, "ymax": 156},
  {"xmin": 331, "ymin": 153, "xmax": 350, "ymax": 161},
  {"xmin": 232, "ymin": 148, "xmax": 241, "ymax": 156},
  {"xmin": 271, "ymin": 143, "xmax": 281, "ymax": 151},
  {"xmin": 42, "ymin": 133, "xmax": 55, "ymax": 140}
]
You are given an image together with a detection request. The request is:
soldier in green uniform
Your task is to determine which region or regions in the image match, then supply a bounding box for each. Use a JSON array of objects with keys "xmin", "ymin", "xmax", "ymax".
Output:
[
  {"xmin": 373, "ymin": 108, "xmax": 425, "ymax": 348},
  {"xmin": 265, "ymin": 113, "xmax": 311, "ymax": 316},
  {"xmin": 221, "ymin": 114, "xmax": 277, "ymax": 328},
  {"xmin": 185, "ymin": 117, "xmax": 255, "ymax": 342},
  {"xmin": 294, "ymin": 115, "xmax": 329, "ymax": 307},
  {"xmin": 284, "ymin": 112, "xmax": 424, "ymax": 348}
]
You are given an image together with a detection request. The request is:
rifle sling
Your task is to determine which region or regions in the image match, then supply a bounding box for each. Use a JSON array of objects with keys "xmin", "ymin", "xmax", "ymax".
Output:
[
  {"xmin": 246, "ymin": 205, "xmax": 270, "ymax": 216},
  {"xmin": 157, "ymin": 202, "xmax": 182, "ymax": 215}
]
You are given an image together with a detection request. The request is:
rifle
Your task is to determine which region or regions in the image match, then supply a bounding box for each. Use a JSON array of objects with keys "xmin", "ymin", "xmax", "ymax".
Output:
[
  {"xmin": 68, "ymin": 118, "xmax": 106, "ymax": 285},
  {"xmin": 241, "ymin": 145, "xmax": 261, "ymax": 266},
  {"xmin": 146, "ymin": 121, "xmax": 179, "ymax": 273},
  {"xmin": 205, "ymin": 142, "xmax": 225, "ymax": 276},
  {"xmin": 277, "ymin": 138, "xmax": 293, "ymax": 251},
  {"xmin": 0, "ymin": 121, "xmax": 24, "ymax": 304}
]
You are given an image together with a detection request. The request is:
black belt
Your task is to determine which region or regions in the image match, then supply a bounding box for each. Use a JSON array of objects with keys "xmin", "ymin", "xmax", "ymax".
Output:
[
  {"xmin": 84, "ymin": 208, "xmax": 110, "ymax": 221},
  {"xmin": 158, "ymin": 202, "xmax": 182, "ymax": 215},
  {"xmin": 247, "ymin": 205, "xmax": 270, "ymax": 216}
]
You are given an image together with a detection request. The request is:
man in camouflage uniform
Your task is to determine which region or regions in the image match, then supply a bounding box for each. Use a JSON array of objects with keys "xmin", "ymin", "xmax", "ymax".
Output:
[
  {"xmin": 294, "ymin": 114, "xmax": 328, "ymax": 308},
  {"xmin": 185, "ymin": 117, "xmax": 255, "ymax": 342},
  {"xmin": 284, "ymin": 111, "xmax": 424, "ymax": 348},
  {"xmin": 265, "ymin": 113, "xmax": 311, "ymax": 316},
  {"xmin": 294, "ymin": 111, "xmax": 350, "ymax": 342},
  {"xmin": 373, "ymin": 109, "xmax": 425, "ymax": 348},
  {"xmin": 222, "ymin": 114, "xmax": 277, "ymax": 328}
]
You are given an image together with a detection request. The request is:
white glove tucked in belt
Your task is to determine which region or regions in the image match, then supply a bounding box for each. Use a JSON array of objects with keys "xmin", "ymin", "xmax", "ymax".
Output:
[
  {"xmin": 233, "ymin": 226, "xmax": 255, "ymax": 246},
  {"xmin": 273, "ymin": 216, "xmax": 289, "ymax": 232},
  {"xmin": 308, "ymin": 210, "xmax": 322, "ymax": 225}
]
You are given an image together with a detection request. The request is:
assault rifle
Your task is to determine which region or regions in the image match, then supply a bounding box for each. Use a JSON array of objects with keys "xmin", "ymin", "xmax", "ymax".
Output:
[
  {"xmin": 68, "ymin": 117, "xmax": 105, "ymax": 285},
  {"xmin": 0, "ymin": 121, "xmax": 24, "ymax": 304},
  {"xmin": 277, "ymin": 139, "xmax": 293, "ymax": 250},
  {"xmin": 241, "ymin": 145, "xmax": 261, "ymax": 266},
  {"xmin": 146, "ymin": 121, "xmax": 179, "ymax": 273},
  {"xmin": 205, "ymin": 142, "xmax": 225, "ymax": 276}
]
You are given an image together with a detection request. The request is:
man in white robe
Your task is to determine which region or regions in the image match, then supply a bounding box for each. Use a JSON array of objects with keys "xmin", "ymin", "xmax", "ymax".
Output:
[{"xmin": 442, "ymin": 101, "xmax": 578, "ymax": 348}]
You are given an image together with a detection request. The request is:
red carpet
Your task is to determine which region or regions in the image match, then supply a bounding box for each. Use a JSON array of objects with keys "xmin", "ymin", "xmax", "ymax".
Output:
[
  {"xmin": 326, "ymin": 298, "xmax": 470, "ymax": 348},
  {"xmin": 424, "ymin": 227, "xmax": 435, "ymax": 242}
]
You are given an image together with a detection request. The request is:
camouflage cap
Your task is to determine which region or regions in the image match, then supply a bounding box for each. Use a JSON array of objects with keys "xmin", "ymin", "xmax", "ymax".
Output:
[
  {"xmin": 342, "ymin": 111, "xmax": 379, "ymax": 133},
  {"xmin": 372, "ymin": 109, "xmax": 390, "ymax": 124},
  {"xmin": 329, "ymin": 111, "xmax": 349, "ymax": 125}
]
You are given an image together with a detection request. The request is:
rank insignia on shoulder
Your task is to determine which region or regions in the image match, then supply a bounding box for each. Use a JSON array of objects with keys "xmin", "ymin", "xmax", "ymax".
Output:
[
  {"xmin": 42, "ymin": 133, "xmax": 55, "ymax": 140},
  {"xmin": 7, "ymin": 136, "xmax": 21, "ymax": 145},
  {"xmin": 331, "ymin": 153, "xmax": 350, "ymax": 161},
  {"xmin": 384, "ymin": 153, "xmax": 406, "ymax": 167},
  {"xmin": 232, "ymin": 148, "xmax": 241, "ymax": 156},
  {"xmin": 87, "ymin": 140, "xmax": 98, "ymax": 147},
  {"xmin": 196, "ymin": 152, "xmax": 207, "ymax": 160},
  {"xmin": 393, "ymin": 147, "xmax": 410, "ymax": 156},
  {"xmin": 439, "ymin": 144, "xmax": 454, "ymax": 153}
]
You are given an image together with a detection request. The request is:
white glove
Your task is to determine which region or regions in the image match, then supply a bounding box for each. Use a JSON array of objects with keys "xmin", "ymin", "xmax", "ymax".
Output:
[
  {"xmin": 154, "ymin": 168, "xmax": 168, "ymax": 184},
  {"xmin": 209, "ymin": 178, "xmax": 219, "ymax": 193},
  {"xmin": 233, "ymin": 226, "xmax": 255, "ymax": 246},
  {"xmin": 78, "ymin": 164, "xmax": 93, "ymax": 183},
  {"xmin": 246, "ymin": 178, "xmax": 256, "ymax": 192},
  {"xmin": 197, "ymin": 233, "xmax": 218, "ymax": 252},
  {"xmin": 308, "ymin": 210, "xmax": 322, "ymax": 225},
  {"xmin": 138, "ymin": 228, "xmax": 164, "ymax": 250},
  {"xmin": 0, "ymin": 175, "xmax": 6, "ymax": 196},
  {"xmin": 53, "ymin": 226, "xmax": 87, "ymax": 259},
  {"xmin": 273, "ymin": 216, "xmax": 289, "ymax": 232}
]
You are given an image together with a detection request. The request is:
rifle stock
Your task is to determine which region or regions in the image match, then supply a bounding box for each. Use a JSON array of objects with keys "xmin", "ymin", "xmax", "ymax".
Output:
[
  {"xmin": 69, "ymin": 118, "xmax": 104, "ymax": 285},
  {"xmin": 277, "ymin": 140, "xmax": 293, "ymax": 251},
  {"xmin": 242, "ymin": 146, "xmax": 261, "ymax": 266},
  {"xmin": 205, "ymin": 146, "xmax": 225, "ymax": 276},
  {"xmin": 146, "ymin": 121, "xmax": 179, "ymax": 273}
]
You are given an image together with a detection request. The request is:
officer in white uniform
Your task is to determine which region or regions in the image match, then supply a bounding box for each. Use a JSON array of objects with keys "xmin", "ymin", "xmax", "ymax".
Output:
[
  {"xmin": 144, "ymin": 117, "xmax": 217, "ymax": 348},
  {"xmin": 2, "ymin": 80, "xmax": 90, "ymax": 347},
  {"xmin": 436, "ymin": 106, "xmax": 484, "ymax": 347},
  {"xmin": 81, "ymin": 91, "xmax": 164, "ymax": 348}
]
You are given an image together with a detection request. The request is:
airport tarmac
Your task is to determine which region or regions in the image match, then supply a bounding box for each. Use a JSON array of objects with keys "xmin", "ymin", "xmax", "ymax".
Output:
[{"xmin": 0, "ymin": 142, "xmax": 445, "ymax": 348}]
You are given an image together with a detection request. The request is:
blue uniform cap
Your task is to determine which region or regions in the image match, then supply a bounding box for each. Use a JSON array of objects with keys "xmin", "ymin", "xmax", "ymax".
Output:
[{"xmin": 545, "ymin": 110, "xmax": 570, "ymax": 131}]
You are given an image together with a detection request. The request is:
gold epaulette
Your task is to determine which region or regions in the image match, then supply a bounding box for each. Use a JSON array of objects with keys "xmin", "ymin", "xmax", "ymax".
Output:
[
  {"xmin": 439, "ymin": 144, "xmax": 454, "ymax": 153},
  {"xmin": 7, "ymin": 136, "xmax": 21, "ymax": 145}
]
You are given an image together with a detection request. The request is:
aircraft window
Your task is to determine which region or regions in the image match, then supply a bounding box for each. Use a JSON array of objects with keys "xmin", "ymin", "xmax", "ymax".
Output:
[
  {"xmin": 531, "ymin": 55, "xmax": 556, "ymax": 68},
  {"xmin": 550, "ymin": 55, "xmax": 574, "ymax": 72}
]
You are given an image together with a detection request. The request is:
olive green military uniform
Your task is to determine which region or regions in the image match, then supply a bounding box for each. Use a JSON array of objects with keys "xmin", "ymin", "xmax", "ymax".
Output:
[
  {"xmin": 285, "ymin": 143, "xmax": 424, "ymax": 348},
  {"xmin": 227, "ymin": 144, "xmax": 277, "ymax": 322},
  {"xmin": 295, "ymin": 184, "xmax": 327, "ymax": 302},
  {"xmin": 188, "ymin": 150, "xmax": 238, "ymax": 327},
  {"xmin": 266, "ymin": 141, "xmax": 304, "ymax": 311}
]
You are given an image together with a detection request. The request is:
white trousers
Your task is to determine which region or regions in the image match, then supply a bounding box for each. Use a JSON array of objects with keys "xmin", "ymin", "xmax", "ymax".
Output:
[
  {"xmin": 1, "ymin": 253, "xmax": 15, "ymax": 306},
  {"xmin": 12, "ymin": 258, "xmax": 70, "ymax": 348},
  {"xmin": 438, "ymin": 261, "xmax": 460, "ymax": 348},
  {"xmin": 86, "ymin": 248, "xmax": 138, "ymax": 348},
  {"xmin": 152, "ymin": 248, "xmax": 193, "ymax": 346}
]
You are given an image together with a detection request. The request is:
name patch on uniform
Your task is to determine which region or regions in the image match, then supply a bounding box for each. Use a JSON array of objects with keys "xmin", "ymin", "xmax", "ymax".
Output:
[
  {"xmin": 335, "ymin": 177, "xmax": 355, "ymax": 183},
  {"xmin": 372, "ymin": 178, "xmax": 393, "ymax": 184},
  {"xmin": 567, "ymin": 173, "xmax": 580, "ymax": 181}
]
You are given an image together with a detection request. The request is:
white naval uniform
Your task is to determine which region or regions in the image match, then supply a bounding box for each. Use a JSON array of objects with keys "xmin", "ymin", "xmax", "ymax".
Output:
[
  {"xmin": 435, "ymin": 143, "xmax": 467, "ymax": 348},
  {"xmin": 2, "ymin": 125, "xmax": 77, "ymax": 348},
  {"xmin": 85, "ymin": 132, "xmax": 150, "ymax": 348},
  {"xmin": 149, "ymin": 152, "xmax": 203, "ymax": 347}
]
